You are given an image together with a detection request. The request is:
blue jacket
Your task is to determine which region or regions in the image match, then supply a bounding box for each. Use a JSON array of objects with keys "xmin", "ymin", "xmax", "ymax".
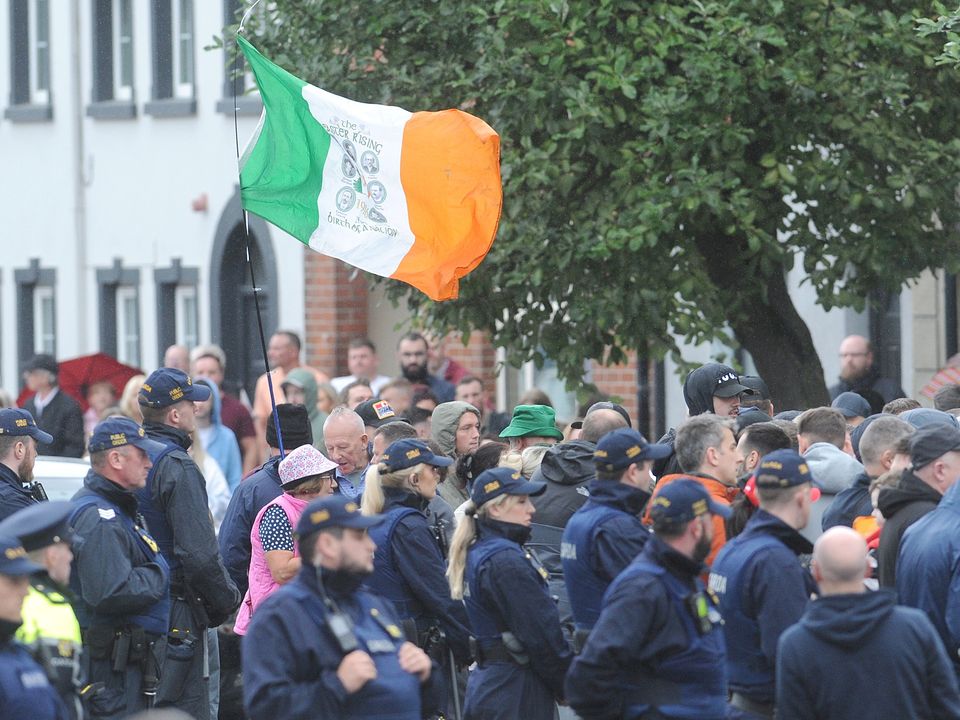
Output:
[
  {"xmin": 0, "ymin": 638, "xmax": 68, "ymax": 719},
  {"xmin": 463, "ymin": 518, "xmax": 572, "ymax": 719},
  {"xmin": 242, "ymin": 565, "xmax": 440, "ymax": 720},
  {"xmin": 196, "ymin": 378, "xmax": 243, "ymax": 491},
  {"xmin": 821, "ymin": 471, "xmax": 872, "ymax": 531},
  {"xmin": 709, "ymin": 509, "xmax": 816, "ymax": 704},
  {"xmin": 777, "ymin": 590, "xmax": 960, "ymax": 719},
  {"xmin": 0, "ymin": 463, "xmax": 37, "ymax": 522},
  {"xmin": 69, "ymin": 470, "xmax": 170, "ymax": 635},
  {"xmin": 566, "ymin": 535, "xmax": 727, "ymax": 720},
  {"xmin": 897, "ymin": 479, "xmax": 960, "ymax": 677},
  {"xmin": 364, "ymin": 487, "xmax": 471, "ymax": 663},
  {"xmin": 561, "ymin": 480, "xmax": 651, "ymax": 632},
  {"xmin": 218, "ymin": 456, "xmax": 283, "ymax": 597}
]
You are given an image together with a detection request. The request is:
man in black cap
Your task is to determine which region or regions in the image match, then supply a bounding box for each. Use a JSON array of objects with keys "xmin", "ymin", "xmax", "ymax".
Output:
[
  {"xmin": 0, "ymin": 408, "xmax": 53, "ymax": 521},
  {"xmin": 242, "ymin": 495, "xmax": 438, "ymax": 719},
  {"xmin": 136, "ymin": 368, "xmax": 240, "ymax": 719},
  {"xmin": 561, "ymin": 428, "xmax": 671, "ymax": 645},
  {"xmin": 0, "ymin": 501, "xmax": 81, "ymax": 717},
  {"xmin": 0, "ymin": 534, "xmax": 68, "ymax": 719},
  {"xmin": 219, "ymin": 403, "xmax": 315, "ymax": 596},
  {"xmin": 22, "ymin": 354, "xmax": 84, "ymax": 458},
  {"xmin": 355, "ymin": 398, "xmax": 404, "ymax": 437},
  {"xmin": 69, "ymin": 416, "xmax": 170, "ymax": 719},
  {"xmin": 876, "ymin": 423, "xmax": 960, "ymax": 587},
  {"xmin": 566, "ymin": 478, "xmax": 729, "ymax": 718}
]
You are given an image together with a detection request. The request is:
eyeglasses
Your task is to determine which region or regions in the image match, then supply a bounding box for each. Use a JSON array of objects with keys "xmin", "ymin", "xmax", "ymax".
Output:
[{"xmin": 838, "ymin": 352, "xmax": 869, "ymax": 359}]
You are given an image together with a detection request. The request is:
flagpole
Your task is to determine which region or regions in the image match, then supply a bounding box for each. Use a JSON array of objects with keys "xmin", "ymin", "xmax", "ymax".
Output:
[{"xmin": 233, "ymin": 4, "xmax": 285, "ymax": 458}]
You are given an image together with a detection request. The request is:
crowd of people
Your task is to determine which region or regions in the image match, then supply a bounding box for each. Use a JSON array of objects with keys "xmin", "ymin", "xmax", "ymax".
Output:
[{"xmin": 1, "ymin": 330, "xmax": 959, "ymax": 719}]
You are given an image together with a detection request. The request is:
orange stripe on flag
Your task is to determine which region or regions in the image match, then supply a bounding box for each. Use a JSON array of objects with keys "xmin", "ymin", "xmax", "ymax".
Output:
[{"xmin": 396, "ymin": 110, "xmax": 502, "ymax": 301}]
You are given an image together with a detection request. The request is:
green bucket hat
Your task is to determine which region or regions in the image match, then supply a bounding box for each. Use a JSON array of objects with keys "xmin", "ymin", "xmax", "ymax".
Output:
[{"xmin": 499, "ymin": 404, "xmax": 564, "ymax": 440}]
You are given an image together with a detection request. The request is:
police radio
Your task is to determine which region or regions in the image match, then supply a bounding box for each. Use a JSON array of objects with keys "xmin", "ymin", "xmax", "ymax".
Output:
[
  {"xmin": 314, "ymin": 567, "xmax": 359, "ymax": 654},
  {"xmin": 26, "ymin": 480, "xmax": 48, "ymax": 502},
  {"xmin": 685, "ymin": 591, "xmax": 722, "ymax": 635}
]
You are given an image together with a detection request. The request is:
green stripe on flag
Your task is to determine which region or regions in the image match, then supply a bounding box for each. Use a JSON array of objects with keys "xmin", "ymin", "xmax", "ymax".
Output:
[{"xmin": 237, "ymin": 35, "xmax": 331, "ymax": 245}]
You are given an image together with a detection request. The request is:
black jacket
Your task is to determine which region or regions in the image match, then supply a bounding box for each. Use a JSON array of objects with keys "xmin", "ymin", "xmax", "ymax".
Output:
[
  {"xmin": 828, "ymin": 365, "xmax": 906, "ymax": 407},
  {"xmin": 0, "ymin": 463, "xmax": 37, "ymax": 521},
  {"xmin": 777, "ymin": 590, "xmax": 960, "ymax": 719},
  {"xmin": 142, "ymin": 423, "xmax": 240, "ymax": 624},
  {"xmin": 876, "ymin": 471, "xmax": 941, "ymax": 588},
  {"xmin": 821, "ymin": 472, "xmax": 872, "ymax": 531},
  {"xmin": 23, "ymin": 390, "xmax": 84, "ymax": 458}
]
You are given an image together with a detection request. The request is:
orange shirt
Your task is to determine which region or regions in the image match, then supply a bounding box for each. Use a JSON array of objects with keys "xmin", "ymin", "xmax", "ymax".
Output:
[{"xmin": 644, "ymin": 472, "xmax": 740, "ymax": 570}]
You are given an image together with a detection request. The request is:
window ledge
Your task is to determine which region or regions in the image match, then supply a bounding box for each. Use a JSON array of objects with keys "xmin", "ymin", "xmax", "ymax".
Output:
[
  {"xmin": 4, "ymin": 104, "xmax": 53, "ymax": 123},
  {"xmin": 216, "ymin": 95, "xmax": 262, "ymax": 117},
  {"xmin": 86, "ymin": 100, "xmax": 137, "ymax": 120},
  {"xmin": 144, "ymin": 97, "xmax": 196, "ymax": 118}
]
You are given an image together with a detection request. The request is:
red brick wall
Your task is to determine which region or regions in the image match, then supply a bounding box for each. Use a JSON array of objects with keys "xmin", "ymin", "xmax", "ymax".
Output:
[
  {"xmin": 590, "ymin": 350, "xmax": 639, "ymax": 423},
  {"xmin": 444, "ymin": 330, "xmax": 497, "ymax": 397},
  {"xmin": 303, "ymin": 249, "xmax": 368, "ymax": 378}
]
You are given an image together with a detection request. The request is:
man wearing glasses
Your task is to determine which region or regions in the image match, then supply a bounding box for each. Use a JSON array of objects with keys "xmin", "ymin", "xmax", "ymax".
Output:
[{"xmin": 829, "ymin": 334, "xmax": 906, "ymax": 408}]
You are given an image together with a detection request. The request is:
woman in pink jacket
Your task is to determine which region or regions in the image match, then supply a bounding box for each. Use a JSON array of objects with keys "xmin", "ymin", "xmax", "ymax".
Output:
[{"xmin": 234, "ymin": 444, "xmax": 339, "ymax": 634}]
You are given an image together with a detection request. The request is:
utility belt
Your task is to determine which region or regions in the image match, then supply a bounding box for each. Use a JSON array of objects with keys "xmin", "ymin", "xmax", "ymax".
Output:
[
  {"xmin": 468, "ymin": 632, "xmax": 529, "ymax": 667},
  {"xmin": 729, "ymin": 692, "xmax": 775, "ymax": 719},
  {"xmin": 401, "ymin": 618, "xmax": 448, "ymax": 662},
  {"xmin": 82, "ymin": 626, "xmax": 159, "ymax": 672}
]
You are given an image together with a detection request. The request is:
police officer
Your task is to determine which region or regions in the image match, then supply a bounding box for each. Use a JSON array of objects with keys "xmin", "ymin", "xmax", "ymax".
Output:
[
  {"xmin": 446, "ymin": 467, "xmax": 572, "ymax": 720},
  {"xmin": 561, "ymin": 427, "xmax": 671, "ymax": 645},
  {"xmin": 0, "ymin": 408, "xmax": 52, "ymax": 520},
  {"xmin": 137, "ymin": 368, "xmax": 240, "ymax": 719},
  {"xmin": 565, "ymin": 478, "xmax": 729, "ymax": 719},
  {"xmin": 243, "ymin": 494, "xmax": 439, "ymax": 719},
  {"xmin": 69, "ymin": 417, "xmax": 171, "ymax": 719},
  {"xmin": 0, "ymin": 533, "xmax": 68, "ymax": 718},
  {"xmin": 709, "ymin": 449, "xmax": 818, "ymax": 719},
  {"xmin": 360, "ymin": 438, "xmax": 471, "ymax": 716},
  {"xmin": 0, "ymin": 501, "xmax": 82, "ymax": 718}
]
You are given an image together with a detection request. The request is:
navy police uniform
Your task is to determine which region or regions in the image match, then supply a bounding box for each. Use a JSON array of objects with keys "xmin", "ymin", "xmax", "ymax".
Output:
[
  {"xmin": 0, "ymin": 408, "xmax": 53, "ymax": 521},
  {"xmin": 242, "ymin": 495, "xmax": 440, "ymax": 719},
  {"xmin": 70, "ymin": 418, "xmax": 171, "ymax": 719},
  {"xmin": 561, "ymin": 429, "xmax": 670, "ymax": 639},
  {"xmin": 709, "ymin": 450, "xmax": 817, "ymax": 719},
  {"xmin": 365, "ymin": 440, "xmax": 471, "ymax": 663},
  {"xmin": 566, "ymin": 478, "xmax": 729, "ymax": 720},
  {"xmin": 137, "ymin": 368, "xmax": 241, "ymax": 719},
  {"xmin": 462, "ymin": 468, "xmax": 572, "ymax": 720},
  {"xmin": 0, "ymin": 534, "xmax": 68, "ymax": 719},
  {"xmin": 0, "ymin": 501, "xmax": 83, "ymax": 718}
]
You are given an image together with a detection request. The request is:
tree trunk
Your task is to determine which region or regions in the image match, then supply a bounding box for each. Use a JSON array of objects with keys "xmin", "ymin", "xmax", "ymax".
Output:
[{"xmin": 694, "ymin": 237, "xmax": 830, "ymax": 411}]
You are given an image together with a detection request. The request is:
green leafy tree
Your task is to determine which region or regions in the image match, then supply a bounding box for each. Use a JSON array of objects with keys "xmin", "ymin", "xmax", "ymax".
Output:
[
  {"xmin": 917, "ymin": 4, "xmax": 960, "ymax": 64},
  {"xmin": 236, "ymin": 1, "xmax": 960, "ymax": 409}
]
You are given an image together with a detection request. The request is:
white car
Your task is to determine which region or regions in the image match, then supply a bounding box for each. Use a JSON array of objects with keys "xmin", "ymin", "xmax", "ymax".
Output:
[{"xmin": 32, "ymin": 456, "xmax": 90, "ymax": 501}]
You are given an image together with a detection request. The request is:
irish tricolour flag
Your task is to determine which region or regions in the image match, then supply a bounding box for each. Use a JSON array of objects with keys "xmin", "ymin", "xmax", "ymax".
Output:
[{"xmin": 237, "ymin": 35, "xmax": 502, "ymax": 301}]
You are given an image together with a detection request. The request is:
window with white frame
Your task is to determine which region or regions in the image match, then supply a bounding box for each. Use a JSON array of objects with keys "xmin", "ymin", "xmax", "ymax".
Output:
[
  {"xmin": 116, "ymin": 286, "xmax": 141, "ymax": 367},
  {"xmin": 32, "ymin": 285, "xmax": 56, "ymax": 356},
  {"xmin": 88, "ymin": 0, "xmax": 137, "ymax": 117},
  {"xmin": 5, "ymin": 0, "xmax": 53, "ymax": 120},
  {"xmin": 174, "ymin": 285, "xmax": 199, "ymax": 348},
  {"xmin": 146, "ymin": 0, "xmax": 196, "ymax": 115},
  {"xmin": 114, "ymin": 0, "xmax": 134, "ymax": 101},
  {"xmin": 173, "ymin": 0, "xmax": 194, "ymax": 99}
]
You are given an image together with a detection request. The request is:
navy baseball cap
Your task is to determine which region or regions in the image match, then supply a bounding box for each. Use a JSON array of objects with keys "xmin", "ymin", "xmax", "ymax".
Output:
[
  {"xmin": 648, "ymin": 478, "xmax": 731, "ymax": 528},
  {"xmin": 910, "ymin": 423, "xmax": 960, "ymax": 470},
  {"xmin": 138, "ymin": 368, "xmax": 211, "ymax": 408},
  {"xmin": 381, "ymin": 439, "xmax": 453, "ymax": 472},
  {"xmin": 0, "ymin": 501, "xmax": 75, "ymax": 551},
  {"xmin": 754, "ymin": 448, "xmax": 815, "ymax": 488},
  {"xmin": 470, "ymin": 467, "xmax": 546, "ymax": 508},
  {"xmin": 0, "ymin": 535, "xmax": 43, "ymax": 576},
  {"xmin": 831, "ymin": 392, "xmax": 871, "ymax": 419},
  {"xmin": 594, "ymin": 428, "xmax": 671, "ymax": 472},
  {"xmin": 88, "ymin": 417, "xmax": 166, "ymax": 455},
  {"xmin": 356, "ymin": 399, "xmax": 406, "ymax": 429},
  {"xmin": 296, "ymin": 495, "xmax": 386, "ymax": 536},
  {"xmin": 0, "ymin": 408, "xmax": 53, "ymax": 445}
]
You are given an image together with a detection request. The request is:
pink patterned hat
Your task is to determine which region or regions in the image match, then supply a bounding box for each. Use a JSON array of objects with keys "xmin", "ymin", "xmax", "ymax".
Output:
[{"xmin": 279, "ymin": 445, "xmax": 339, "ymax": 487}]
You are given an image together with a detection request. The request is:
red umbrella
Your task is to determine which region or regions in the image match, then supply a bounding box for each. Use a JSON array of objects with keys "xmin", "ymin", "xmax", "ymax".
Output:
[{"xmin": 18, "ymin": 352, "xmax": 143, "ymax": 412}]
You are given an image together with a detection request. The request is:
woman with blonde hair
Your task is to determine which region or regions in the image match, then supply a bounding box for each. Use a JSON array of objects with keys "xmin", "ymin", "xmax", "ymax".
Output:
[
  {"xmin": 361, "ymin": 439, "xmax": 472, "ymax": 677},
  {"xmin": 118, "ymin": 374, "xmax": 145, "ymax": 423},
  {"xmin": 447, "ymin": 467, "xmax": 572, "ymax": 719}
]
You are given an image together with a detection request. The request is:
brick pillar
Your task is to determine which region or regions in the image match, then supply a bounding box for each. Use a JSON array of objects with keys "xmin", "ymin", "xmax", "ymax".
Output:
[
  {"xmin": 590, "ymin": 350, "xmax": 640, "ymax": 423},
  {"xmin": 303, "ymin": 248, "xmax": 369, "ymax": 378},
  {"xmin": 445, "ymin": 330, "xmax": 497, "ymax": 393}
]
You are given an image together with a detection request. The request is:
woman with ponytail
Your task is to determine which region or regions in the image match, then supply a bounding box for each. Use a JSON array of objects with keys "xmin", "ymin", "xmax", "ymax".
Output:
[
  {"xmin": 447, "ymin": 467, "xmax": 572, "ymax": 719},
  {"xmin": 360, "ymin": 439, "xmax": 472, "ymax": 672}
]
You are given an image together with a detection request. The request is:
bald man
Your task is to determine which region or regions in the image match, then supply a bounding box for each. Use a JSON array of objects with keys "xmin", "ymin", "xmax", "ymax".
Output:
[
  {"xmin": 828, "ymin": 335, "xmax": 905, "ymax": 409},
  {"xmin": 776, "ymin": 527, "xmax": 960, "ymax": 719}
]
